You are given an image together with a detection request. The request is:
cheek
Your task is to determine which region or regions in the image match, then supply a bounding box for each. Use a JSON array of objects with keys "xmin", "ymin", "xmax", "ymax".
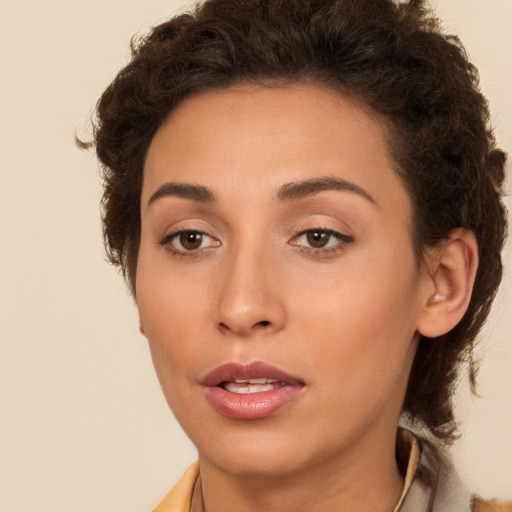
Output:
[
  {"xmin": 289, "ymin": 244, "xmax": 421, "ymax": 401},
  {"xmin": 135, "ymin": 250, "xmax": 206, "ymax": 393},
  {"xmin": 136, "ymin": 237, "xmax": 214, "ymax": 340},
  {"xmin": 137, "ymin": 280, "xmax": 201, "ymax": 421}
]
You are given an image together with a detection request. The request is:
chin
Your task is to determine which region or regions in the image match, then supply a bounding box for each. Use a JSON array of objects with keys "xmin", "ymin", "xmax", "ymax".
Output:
[{"xmin": 194, "ymin": 422, "xmax": 326, "ymax": 478}]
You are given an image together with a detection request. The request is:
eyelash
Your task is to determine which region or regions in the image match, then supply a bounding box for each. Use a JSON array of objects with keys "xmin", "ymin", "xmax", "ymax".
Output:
[
  {"xmin": 290, "ymin": 228, "xmax": 354, "ymax": 258},
  {"xmin": 158, "ymin": 230, "xmax": 220, "ymax": 259},
  {"xmin": 158, "ymin": 228, "xmax": 354, "ymax": 259}
]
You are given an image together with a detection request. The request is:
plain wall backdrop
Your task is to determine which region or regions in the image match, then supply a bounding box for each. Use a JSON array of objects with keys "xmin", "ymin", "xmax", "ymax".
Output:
[{"xmin": 1, "ymin": 1, "xmax": 511, "ymax": 510}]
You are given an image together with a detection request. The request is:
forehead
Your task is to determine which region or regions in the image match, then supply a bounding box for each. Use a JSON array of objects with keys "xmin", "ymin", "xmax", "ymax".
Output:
[{"xmin": 143, "ymin": 83, "xmax": 409, "ymax": 219}]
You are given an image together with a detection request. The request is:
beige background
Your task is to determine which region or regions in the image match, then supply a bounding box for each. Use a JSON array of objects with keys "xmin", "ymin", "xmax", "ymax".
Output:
[{"xmin": 1, "ymin": 1, "xmax": 511, "ymax": 510}]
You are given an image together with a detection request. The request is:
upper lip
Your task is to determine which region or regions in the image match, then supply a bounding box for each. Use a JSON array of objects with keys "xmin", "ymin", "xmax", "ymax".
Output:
[{"xmin": 201, "ymin": 361, "xmax": 305, "ymax": 387}]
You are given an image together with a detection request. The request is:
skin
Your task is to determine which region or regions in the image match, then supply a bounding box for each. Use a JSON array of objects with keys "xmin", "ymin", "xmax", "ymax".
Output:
[{"xmin": 136, "ymin": 84, "xmax": 452, "ymax": 512}]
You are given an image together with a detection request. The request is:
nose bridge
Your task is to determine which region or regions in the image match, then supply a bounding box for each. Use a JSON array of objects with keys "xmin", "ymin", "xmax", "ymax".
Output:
[{"xmin": 214, "ymin": 237, "xmax": 285, "ymax": 336}]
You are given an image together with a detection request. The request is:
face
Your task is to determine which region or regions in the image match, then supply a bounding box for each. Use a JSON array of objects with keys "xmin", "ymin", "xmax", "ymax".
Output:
[{"xmin": 137, "ymin": 84, "xmax": 430, "ymax": 478}]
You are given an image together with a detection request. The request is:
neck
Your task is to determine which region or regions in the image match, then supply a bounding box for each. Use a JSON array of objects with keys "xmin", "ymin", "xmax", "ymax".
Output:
[{"xmin": 196, "ymin": 425, "xmax": 405, "ymax": 512}]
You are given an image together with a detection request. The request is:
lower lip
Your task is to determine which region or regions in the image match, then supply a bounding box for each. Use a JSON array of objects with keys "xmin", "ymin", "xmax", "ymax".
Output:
[{"xmin": 204, "ymin": 385, "xmax": 303, "ymax": 420}]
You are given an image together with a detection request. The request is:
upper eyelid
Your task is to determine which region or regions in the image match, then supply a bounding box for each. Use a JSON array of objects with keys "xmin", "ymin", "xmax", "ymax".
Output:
[
  {"xmin": 289, "ymin": 212, "xmax": 352, "ymax": 232},
  {"xmin": 295, "ymin": 227, "xmax": 347, "ymax": 236},
  {"xmin": 292, "ymin": 226, "xmax": 352, "ymax": 240},
  {"xmin": 161, "ymin": 229, "xmax": 218, "ymax": 243},
  {"xmin": 159, "ymin": 220, "xmax": 220, "ymax": 239},
  {"xmin": 163, "ymin": 226, "xmax": 350, "ymax": 240},
  {"xmin": 150, "ymin": 209, "xmax": 228, "ymax": 237},
  {"xmin": 157, "ymin": 218, "xmax": 353, "ymax": 244},
  {"xmin": 292, "ymin": 229, "xmax": 353, "ymax": 245}
]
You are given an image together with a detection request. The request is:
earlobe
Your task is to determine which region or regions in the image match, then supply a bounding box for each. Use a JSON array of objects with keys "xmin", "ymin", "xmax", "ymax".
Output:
[
  {"xmin": 417, "ymin": 229, "xmax": 479, "ymax": 338},
  {"xmin": 138, "ymin": 314, "xmax": 146, "ymax": 336}
]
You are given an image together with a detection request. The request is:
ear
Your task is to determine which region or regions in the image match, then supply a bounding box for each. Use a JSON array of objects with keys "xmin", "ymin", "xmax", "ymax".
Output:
[{"xmin": 417, "ymin": 229, "xmax": 479, "ymax": 338}]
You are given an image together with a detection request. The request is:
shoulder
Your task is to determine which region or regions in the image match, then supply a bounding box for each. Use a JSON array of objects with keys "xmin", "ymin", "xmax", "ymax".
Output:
[
  {"xmin": 431, "ymin": 444, "xmax": 511, "ymax": 512},
  {"xmin": 403, "ymin": 430, "xmax": 511, "ymax": 512},
  {"xmin": 431, "ymin": 448, "xmax": 512, "ymax": 512},
  {"xmin": 433, "ymin": 462, "xmax": 512, "ymax": 511},
  {"xmin": 472, "ymin": 497, "xmax": 512, "ymax": 512}
]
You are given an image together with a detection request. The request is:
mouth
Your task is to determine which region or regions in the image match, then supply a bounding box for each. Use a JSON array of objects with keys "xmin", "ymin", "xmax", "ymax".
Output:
[{"xmin": 202, "ymin": 361, "xmax": 305, "ymax": 420}]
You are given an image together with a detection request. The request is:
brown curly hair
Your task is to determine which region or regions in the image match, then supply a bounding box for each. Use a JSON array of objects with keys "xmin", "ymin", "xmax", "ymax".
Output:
[{"xmin": 90, "ymin": 0, "xmax": 507, "ymax": 441}]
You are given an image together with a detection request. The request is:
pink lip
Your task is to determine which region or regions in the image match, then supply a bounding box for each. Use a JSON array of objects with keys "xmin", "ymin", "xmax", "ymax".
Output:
[{"xmin": 202, "ymin": 361, "xmax": 305, "ymax": 420}]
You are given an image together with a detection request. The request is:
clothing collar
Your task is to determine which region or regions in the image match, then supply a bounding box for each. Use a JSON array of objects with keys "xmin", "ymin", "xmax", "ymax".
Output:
[{"xmin": 396, "ymin": 428, "xmax": 440, "ymax": 512}]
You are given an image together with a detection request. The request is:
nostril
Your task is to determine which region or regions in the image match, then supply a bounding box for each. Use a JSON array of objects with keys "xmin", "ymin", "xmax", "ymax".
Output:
[{"xmin": 217, "ymin": 319, "xmax": 273, "ymax": 335}]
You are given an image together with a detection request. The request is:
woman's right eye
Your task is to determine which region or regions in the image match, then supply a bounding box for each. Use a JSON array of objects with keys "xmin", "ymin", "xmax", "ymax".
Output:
[{"xmin": 160, "ymin": 230, "xmax": 220, "ymax": 254}]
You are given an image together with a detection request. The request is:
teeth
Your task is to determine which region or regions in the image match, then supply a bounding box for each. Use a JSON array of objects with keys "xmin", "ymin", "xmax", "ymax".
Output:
[
  {"xmin": 223, "ymin": 378, "xmax": 285, "ymax": 394},
  {"xmin": 234, "ymin": 378, "xmax": 276, "ymax": 384}
]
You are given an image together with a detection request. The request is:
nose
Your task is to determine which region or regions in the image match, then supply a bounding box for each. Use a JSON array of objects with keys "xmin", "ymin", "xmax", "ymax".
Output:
[{"xmin": 214, "ymin": 244, "xmax": 286, "ymax": 337}]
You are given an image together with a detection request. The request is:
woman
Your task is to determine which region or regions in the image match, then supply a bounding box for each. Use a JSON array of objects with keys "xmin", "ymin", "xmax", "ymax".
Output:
[{"xmin": 89, "ymin": 0, "xmax": 509, "ymax": 510}]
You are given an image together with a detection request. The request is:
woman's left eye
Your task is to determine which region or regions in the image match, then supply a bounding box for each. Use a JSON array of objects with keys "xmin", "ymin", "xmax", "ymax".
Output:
[
  {"xmin": 290, "ymin": 229, "xmax": 353, "ymax": 253},
  {"xmin": 160, "ymin": 230, "xmax": 220, "ymax": 253}
]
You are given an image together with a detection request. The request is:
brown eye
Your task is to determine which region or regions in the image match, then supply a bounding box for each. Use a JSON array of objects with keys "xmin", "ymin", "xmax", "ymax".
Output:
[
  {"xmin": 162, "ymin": 230, "xmax": 220, "ymax": 254},
  {"xmin": 179, "ymin": 231, "xmax": 204, "ymax": 250},
  {"xmin": 290, "ymin": 228, "xmax": 353, "ymax": 256},
  {"xmin": 306, "ymin": 230, "xmax": 330, "ymax": 248}
]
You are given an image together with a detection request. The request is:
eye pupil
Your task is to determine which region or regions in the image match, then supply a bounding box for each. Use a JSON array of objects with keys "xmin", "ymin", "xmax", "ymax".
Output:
[
  {"xmin": 180, "ymin": 232, "xmax": 203, "ymax": 250},
  {"xmin": 307, "ymin": 230, "xmax": 329, "ymax": 248}
]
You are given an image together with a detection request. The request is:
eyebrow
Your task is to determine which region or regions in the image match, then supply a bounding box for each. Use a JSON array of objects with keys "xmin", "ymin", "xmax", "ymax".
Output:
[
  {"xmin": 277, "ymin": 176, "xmax": 377, "ymax": 206},
  {"xmin": 147, "ymin": 176, "xmax": 377, "ymax": 207},
  {"xmin": 148, "ymin": 182, "xmax": 216, "ymax": 205}
]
